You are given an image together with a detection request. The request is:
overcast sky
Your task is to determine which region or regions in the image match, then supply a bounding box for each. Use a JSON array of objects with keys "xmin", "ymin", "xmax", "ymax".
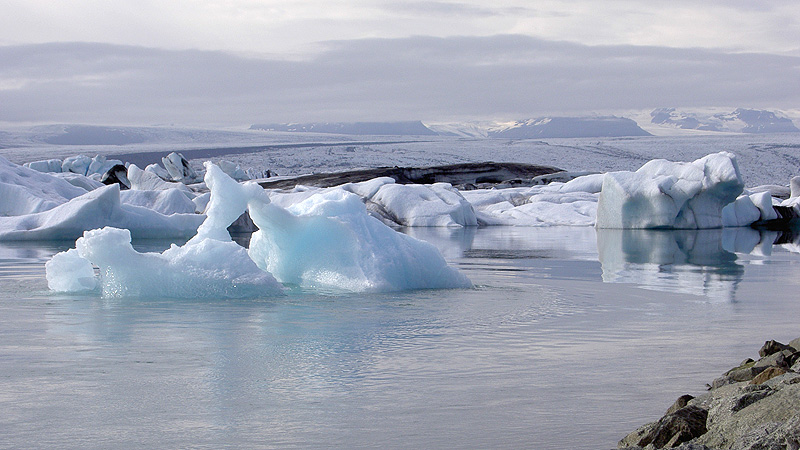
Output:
[{"xmin": 1, "ymin": 0, "xmax": 799, "ymax": 126}]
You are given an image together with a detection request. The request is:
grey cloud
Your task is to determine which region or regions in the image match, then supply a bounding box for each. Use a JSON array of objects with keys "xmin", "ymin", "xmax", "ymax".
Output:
[
  {"xmin": 379, "ymin": 2, "xmax": 540, "ymax": 18},
  {"xmin": 1, "ymin": 36, "xmax": 798, "ymax": 125}
]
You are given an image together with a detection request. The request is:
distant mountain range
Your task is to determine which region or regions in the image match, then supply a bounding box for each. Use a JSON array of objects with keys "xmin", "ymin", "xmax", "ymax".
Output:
[
  {"xmin": 251, "ymin": 109, "xmax": 798, "ymax": 138},
  {"xmin": 486, "ymin": 116, "xmax": 651, "ymax": 138},
  {"xmin": 251, "ymin": 117, "xmax": 653, "ymax": 138},
  {"xmin": 650, "ymin": 108, "xmax": 799, "ymax": 133},
  {"xmin": 249, "ymin": 121, "xmax": 438, "ymax": 136}
]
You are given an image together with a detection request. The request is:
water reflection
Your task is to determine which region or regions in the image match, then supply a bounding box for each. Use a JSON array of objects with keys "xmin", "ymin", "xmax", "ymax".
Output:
[
  {"xmin": 403, "ymin": 226, "xmax": 800, "ymax": 303},
  {"xmin": 596, "ymin": 227, "xmax": 800, "ymax": 302}
]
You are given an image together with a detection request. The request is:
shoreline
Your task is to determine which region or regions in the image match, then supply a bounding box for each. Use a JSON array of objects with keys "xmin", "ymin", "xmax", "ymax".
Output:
[{"xmin": 618, "ymin": 338, "xmax": 800, "ymax": 449}]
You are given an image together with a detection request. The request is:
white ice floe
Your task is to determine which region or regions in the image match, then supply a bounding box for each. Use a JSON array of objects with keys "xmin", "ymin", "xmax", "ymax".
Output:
[
  {"xmin": 46, "ymin": 226, "xmax": 283, "ymax": 298},
  {"xmin": 23, "ymin": 159, "xmax": 63, "ymax": 173},
  {"xmin": 120, "ymin": 188, "xmax": 197, "ymax": 215},
  {"xmin": 0, "ymin": 155, "xmax": 87, "ymax": 216},
  {"xmin": 127, "ymin": 164, "xmax": 192, "ymax": 192},
  {"xmin": 596, "ymin": 152, "xmax": 744, "ymax": 229},
  {"xmin": 248, "ymin": 187, "xmax": 471, "ymax": 291},
  {"xmin": 162, "ymin": 152, "xmax": 198, "ymax": 183},
  {"xmin": 721, "ymin": 195, "xmax": 762, "ymax": 227},
  {"xmin": 269, "ymin": 177, "xmax": 478, "ymax": 228},
  {"xmin": 353, "ymin": 179, "xmax": 477, "ymax": 227},
  {"xmin": 52, "ymin": 172, "xmax": 105, "ymax": 192},
  {"xmin": 47, "ymin": 163, "xmax": 471, "ymax": 297},
  {"xmin": 0, "ymin": 184, "xmax": 204, "ymax": 240},
  {"xmin": 460, "ymin": 177, "xmax": 600, "ymax": 227}
]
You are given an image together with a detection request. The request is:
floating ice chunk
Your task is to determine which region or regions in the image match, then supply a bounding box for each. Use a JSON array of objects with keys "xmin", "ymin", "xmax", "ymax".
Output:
[
  {"xmin": 367, "ymin": 182, "xmax": 477, "ymax": 227},
  {"xmin": 45, "ymin": 248, "xmax": 97, "ymax": 292},
  {"xmin": 162, "ymin": 152, "xmax": 198, "ymax": 183},
  {"xmin": 791, "ymin": 176, "xmax": 800, "ymax": 199},
  {"xmin": 47, "ymin": 227, "xmax": 282, "ymax": 298},
  {"xmin": 246, "ymin": 188, "xmax": 472, "ymax": 291},
  {"xmin": 557, "ymin": 173, "xmax": 605, "ymax": 194},
  {"xmin": 192, "ymin": 192, "xmax": 211, "ymax": 214},
  {"xmin": 596, "ymin": 152, "xmax": 744, "ymax": 229},
  {"xmin": 145, "ymin": 163, "xmax": 172, "ymax": 181},
  {"xmin": 461, "ymin": 186, "xmax": 598, "ymax": 227},
  {"xmin": 0, "ymin": 156, "xmax": 87, "ymax": 216},
  {"xmin": 217, "ymin": 160, "xmax": 250, "ymax": 181},
  {"xmin": 47, "ymin": 161, "xmax": 468, "ymax": 296},
  {"xmin": 120, "ymin": 188, "xmax": 197, "ymax": 215},
  {"xmin": 127, "ymin": 164, "xmax": 192, "ymax": 192},
  {"xmin": 749, "ymin": 191, "xmax": 778, "ymax": 221},
  {"xmin": 267, "ymin": 178, "xmax": 478, "ymax": 228},
  {"xmin": 721, "ymin": 195, "xmax": 761, "ymax": 227},
  {"xmin": 24, "ymin": 159, "xmax": 63, "ymax": 173},
  {"xmin": 0, "ymin": 184, "xmax": 203, "ymax": 240},
  {"xmin": 86, "ymin": 155, "xmax": 124, "ymax": 176},
  {"xmin": 190, "ymin": 162, "xmax": 259, "ymax": 242},
  {"xmin": 53, "ymin": 172, "xmax": 105, "ymax": 192},
  {"xmin": 61, "ymin": 155, "xmax": 92, "ymax": 175}
]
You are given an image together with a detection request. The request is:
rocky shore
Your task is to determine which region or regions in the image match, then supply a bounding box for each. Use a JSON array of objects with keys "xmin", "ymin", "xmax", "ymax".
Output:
[{"xmin": 618, "ymin": 338, "xmax": 800, "ymax": 450}]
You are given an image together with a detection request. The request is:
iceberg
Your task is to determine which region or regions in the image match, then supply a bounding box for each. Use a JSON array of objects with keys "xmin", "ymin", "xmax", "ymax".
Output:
[
  {"xmin": 47, "ymin": 162, "xmax": 471, "ymax": 297},
  {"xmin": 127, "ymin": 164, "xmax": 193, "ymax": 192},
  {"xmin": 248, "ymin": 188, "xmax": 471, "ymax": 291},
  {"xmin": 0, "ymin": 156, "xmax": 87, "ymax": 216},
  {"xmin": 268, "ymin": 177, "xmax": 478, "ymax": 228},
  {"xmin": 460, "ymin": 177, "xmax": 600, "ymax": 227},
  {"xmin": 46, "ymin": 226, "xmax": 283, "ymax": 298},
  {"xmin": 346, "ymin": 178, "xmax": 477, "ymax": 227},
  {"xmin": 0, "ymin": 184, "xmax": 203, "ymax": 240},
  {"xmin": 596, "ymin": 152, "xmax": 744, "ymax": 229},
  {"xmin": 120, "ymin": 188, "xmax": 197, "ymax": 215}
]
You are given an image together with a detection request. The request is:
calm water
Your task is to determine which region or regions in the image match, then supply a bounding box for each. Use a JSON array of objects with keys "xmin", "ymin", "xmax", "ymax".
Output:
[{"xmin": 1, "ymin": 227, "xmax": 800, "ymax": 450}]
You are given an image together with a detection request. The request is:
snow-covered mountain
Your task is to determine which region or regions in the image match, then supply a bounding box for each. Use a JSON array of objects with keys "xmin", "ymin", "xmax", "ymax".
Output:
[
  {"xmin": 249, "ymin": 121, "xmax": 438, "ymax": 136},
  {"xmin": 650, "ymin": 108, "xmax": 799, "ymax": 133},
  {"xmin": 487, "ymin": 116, "xmax": 651, "ymax": 139}
]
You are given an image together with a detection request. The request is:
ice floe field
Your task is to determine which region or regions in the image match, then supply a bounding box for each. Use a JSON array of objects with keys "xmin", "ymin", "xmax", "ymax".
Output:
[{"xmin": 2, "ymin": 128, "xmax": 800, "ymax": 449}]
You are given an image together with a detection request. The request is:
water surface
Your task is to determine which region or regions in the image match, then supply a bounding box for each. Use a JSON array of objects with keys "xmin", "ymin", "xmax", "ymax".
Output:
[{"xmin": 1, "ymin": 227, "xmax": 799, "ymax": 449}]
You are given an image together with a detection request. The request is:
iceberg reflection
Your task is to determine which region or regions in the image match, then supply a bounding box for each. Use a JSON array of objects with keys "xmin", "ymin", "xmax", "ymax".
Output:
[{"xmin": 597, "ymin": 228, "xmax": 746, "ymax": 302}]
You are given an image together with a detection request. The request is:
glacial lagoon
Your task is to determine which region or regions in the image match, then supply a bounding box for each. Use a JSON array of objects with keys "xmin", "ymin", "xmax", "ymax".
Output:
[{"xmin": 2, "ymin": 226, "xmax": 800, "ymax": 449}]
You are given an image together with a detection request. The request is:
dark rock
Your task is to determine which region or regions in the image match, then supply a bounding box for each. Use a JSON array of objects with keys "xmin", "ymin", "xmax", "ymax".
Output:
[
  {"xmin": 650, "ymin": 406, "xmax": 709, "ymax": 448},
  {"xmin": 732, "ymin": 387, "xmax": 775, "ymax": 410},
  {"xmin": 619, "ymin": 406, "xmax": 708, "ymax": 449},
  {"xmin": 712, "ymin": 362, "xmax": 769, "ymax": 388},
  {"xmin": 100, "ymin": 164, "xmax": 131, "ymax": 190},
  {"xmin": 789, "ymin": 337, "xmax": 800, "ymax": 352},
  {"xmin": 759, "ymin": 340, "xmax": 790, "ymax": 357},
  {"xmin": 754, "ymin": 349, "xmax": 795, "ymax": 370},
  {"xmin": 618, "ymin": 421, "xmax": 658, "ymax": 448},
  {"xmin": 258, "ymin": 162, "xmax": 564, "ymax": 190},
  {"xmin": 666, "ymin": 395, "xmax": 696, "ymax": 415},
  {"xmin": 750, "ymin": 367, "xmax": 787, "ymax": 385}
]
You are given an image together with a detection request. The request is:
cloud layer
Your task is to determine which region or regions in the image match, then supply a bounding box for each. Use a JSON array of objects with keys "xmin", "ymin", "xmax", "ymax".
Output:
[{"xmin": 1, "ymin": 36, "xmax": 799, "ymax": 125}]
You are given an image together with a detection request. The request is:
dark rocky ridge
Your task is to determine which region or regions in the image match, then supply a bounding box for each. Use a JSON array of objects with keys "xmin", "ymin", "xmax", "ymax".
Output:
[
  {"xmin": 256, "ymin": 162, "xmax": 564, "ymax": 190},
  {"xmin": 618, "ymin": 338, "xmax": 800, "ymax": 450}
]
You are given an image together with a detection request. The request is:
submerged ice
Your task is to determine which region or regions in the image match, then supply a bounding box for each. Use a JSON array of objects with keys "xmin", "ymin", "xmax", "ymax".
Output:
[{"xmin": 46, "ymin": 163, "xmax": 471, "ymax": 297}]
